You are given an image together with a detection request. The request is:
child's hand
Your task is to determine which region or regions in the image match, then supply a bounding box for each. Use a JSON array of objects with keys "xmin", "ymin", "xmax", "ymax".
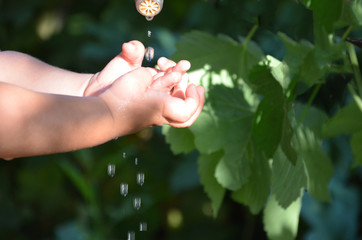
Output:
[
  {"xmin": 84, "ymin": 40, "xmax": 145, "ymax": 96},
  {"xmin": 98, "ymin": 66, "xmax": 204, "ymax": 134},
  {"xmin": 153, "ymin": 57, "xmax": 191, "ymax": 100}
]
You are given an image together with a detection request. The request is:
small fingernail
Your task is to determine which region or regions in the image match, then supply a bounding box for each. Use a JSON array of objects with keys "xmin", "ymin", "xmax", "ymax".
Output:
[{"xmin": 158, "ymin": 57, "xmax": 167, "ymax": 64}]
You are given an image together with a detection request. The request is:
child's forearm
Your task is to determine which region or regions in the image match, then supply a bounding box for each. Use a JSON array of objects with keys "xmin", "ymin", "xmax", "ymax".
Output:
[
  {"xmin": 0, "ymin": 51, "xmax": 92, "ymax": 96},
  {"xmin": 0, "ymin": 83, "xmax": 116, "ymax": 159}
]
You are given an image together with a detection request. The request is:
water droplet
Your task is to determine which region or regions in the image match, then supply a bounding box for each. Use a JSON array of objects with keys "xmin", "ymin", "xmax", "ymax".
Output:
[
  {"xmin": 123, "ymin": 152, "xmax": 126, "ymax": 159},
  {"xmin": 147, "ymin": 30, "xmax": 152, "ymax": 38},
  {"xmin": 120, "ymin": 183, "xmax": 128, "ymax": 197},
  {"xmin": 135, "ymin": 157, "xmax": 139, "ymax": 166},
  {"xmin": 146, "ymin": 16, "xmax": 153, "ymax": 21},
  {"xmin": 145, "ymin": 47, "xmax": 154, "ymax": 62},
  {"xmin": 107, "ymin": 164, "xmax": 115, "ymax": 177},
  {"xmin": 127, "ymin": 231, "xmax": 135, "ymax": 240},
  {"xmin": 139, "ymin": 222, "xmax": 147, "ymax": 231},
  {"xmin": 137, "ymin": 172, "xmax": 145, "ymax": 186},
  {"xmin": 133, "ymin": 197, "xmax": 142, "ymax": 210}
]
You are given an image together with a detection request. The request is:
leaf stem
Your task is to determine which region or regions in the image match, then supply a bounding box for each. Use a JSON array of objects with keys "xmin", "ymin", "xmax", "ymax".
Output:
[
  {"xmin": 341, "ymin": 26, "xmax": 352, "ymax": 41},
  {"xmin": 347, "ymin": 43, "xmax": 362, "ymax": 96},
  {"xmin": 243, "ymin": 24, "xmax": 259, "ymax": 49},
  {"xmin": 347, "ymin": 84, "xmax": 362, "ymax": 112},
  {"xmin": 296, "ymin": 83, "xmax": 322, "ymax": 128}
]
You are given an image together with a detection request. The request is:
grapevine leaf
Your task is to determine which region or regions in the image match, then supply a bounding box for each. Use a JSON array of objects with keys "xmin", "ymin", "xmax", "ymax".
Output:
[
  {"xmin": 310, "ymin": 0, "xmax": 343, "ymax": 33},
  {"xmin": 272, "ymin": 148, "xmax": 307, "ymax": 209},
  {"xmin": 162, "ymin": 126, "xmax": 195, "ymax": 154},
  {"xmin": 188, "ymin": 84, "xmax": 255, "ymax": 191},
  {"xmin": 249, "ymin": 65, "xmax": 285, "ymax": 159},
  {"xmin": 213, "ymin": 116, "xmax": 253, "ymax": 191},
  {"xmin": 294, "ymin": 103, "xmax": 329, "ymax": 137},
  {"xmin": 295, "ymin": 128, "xmax": 333, "ymax": 201},
  {"xmin": 172, "ymin": 30, "xmax": 264, "ymax": 80},
  {"xmin": 280, "ymin": 109, "xmax": 298, "ymax": 165},
  {"xmin": 249, "ymin": 65, "xmax": 284, "ymax": 98},
  {"xmin": 350, "ymin": 131, "xmax": 362, "ymax": 167},
  {"xmin": 189, "ymin": 84, "xmax": 254, "ymax": 155},
  {"xmin": 252, "ymin": 98, "xmax": 284, "ymax": 159},
  {"xmin": 278, "ymin": 32, "xmax": 314, "ymax": 77},
  {"xmin": 322, "ymin": 102, "xmax": 362, "ymax": 137},
  {"xmin": 231, "ymin": 145, "xmax": 271, "ymax": 214},
  {"xmin": 198, "ymin": 151, "xmax": 226, "ymax": 217},
  {"xmin": 266, "ymin": 55, "xmax": 291, "ymax": 91},
  {"xmin": 263, "ymin": 194, "xmax": 303, "ymax": 240},
  {"xmin": 336, "ymin": 0, "xmax": 362, "ymax": 28},
  {"xmin": 278, "ymin": 32, "xmax": 326, "ymax": 87}
]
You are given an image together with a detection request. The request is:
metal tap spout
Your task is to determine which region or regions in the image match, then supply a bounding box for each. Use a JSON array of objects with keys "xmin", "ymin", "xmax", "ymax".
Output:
[{"xmin": 135, "ymin": 0, "xmax": 163, "ymax": 21}]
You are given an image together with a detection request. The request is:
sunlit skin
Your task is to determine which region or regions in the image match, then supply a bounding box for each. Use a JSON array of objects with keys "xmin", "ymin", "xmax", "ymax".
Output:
[{"xmin": 0, "ymin": 41, "xmax": 205, "ymax": 160}]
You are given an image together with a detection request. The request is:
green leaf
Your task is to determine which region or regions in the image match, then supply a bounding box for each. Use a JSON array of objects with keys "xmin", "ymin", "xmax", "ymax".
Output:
[
  {"xmin": 266, "ymin": 55, "xmax": 291, "ymax": 91},
  {"xmin": 214, "ymin": 143, "xmax": 250, "ymax": 191},
  {"xmin": 322, "ymin": 102, "xmax": 362, "ymax": 137},
  {"xmin": 272, "ymin": 148, "xmax": 307, "ymax": 209},
  {"xmin": 336, "ymin": 0, "xmax": 362, "ymax": 28},
  {"xmin": 249, "ymin": 65, "xmax": 285, "ymax": 158},
  {"xmin": 198, "ymin": 151, "xmax": 226, "ymax": 217},
  {"xmin": 278, "ymin": 32, "xmax": 326, "ymax": 87},
  {"xmin": 252, "ymin": 97, "xmax": 284, "ymax": 158},
  {"xmin": 263, "ymin": 194, "xmax": 303, "ymax": 240},
  {"xmin": 173, "ymin": 30, "xmax": 264, "ymax": 81},
  {"xmin": 162, "ymin": 126, "xmax": 195, "ymax": 154},
  {"xmin": 351, "ymin": 131, "xmax": 362, "ymax": 167},
  {"xmin": 278, "ymin": 32, "xmax": 314, "ymax": 77},
  {"xmin": 295, "ymin": 128, "xmax": 333, "ymax": 201},
  {"xmin": 310, "ymin": 0, "xmax": 342, "ymax": 33},
  {"xmin": 249, "ymin": 65, "xmax": 284, "ymax": 98},
  {"xmin": 295, "ymin": 103, "xmax": 329, "ymax": 137},
  {"xmin": 231, "ymin": 145, "xmax": 271, "ymax": 214},
  {"xmin": 280, "ymin": 110, "xmax": 298, "ymax": 165},
  {"xmin": 189, "ymin": 94, "xmax": 254, "ymax": 156},
  {"xmin": 188, "ymin": 84, "xmax": 255, "ymax": 191}
]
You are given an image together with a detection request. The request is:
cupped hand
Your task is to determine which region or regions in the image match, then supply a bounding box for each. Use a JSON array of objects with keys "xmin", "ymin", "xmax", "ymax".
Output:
[
  {"xmin": 99, "ymin": 65, "xmax": 204, "ymax": 135},
  {"xmin": 84, "ymin": 40, "xmax": 145, "ymax": 96}
]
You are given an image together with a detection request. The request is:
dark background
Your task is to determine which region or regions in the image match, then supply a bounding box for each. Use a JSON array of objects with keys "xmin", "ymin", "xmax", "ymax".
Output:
[{"xmin": 0, "ymin": 0, "xmax": 361, "ymax": 239}]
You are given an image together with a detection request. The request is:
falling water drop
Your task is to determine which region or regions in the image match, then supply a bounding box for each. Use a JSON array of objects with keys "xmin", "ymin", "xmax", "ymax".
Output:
[
  {"xmin": 146, "ymin": 16, "xmax": 153, "ymax": 21},
  {"xmin": 107, "ymin": 164, "xmax": 115, "ymax": 177},
  {"xmin": 135, "ymin": 157, "xmax": 139, "ymax": 166},
  {"xmin": 137, "ymin": 172, "xmax": 145, "ymax": 186},
  {"xmin": 123, "ymin": 152, "xmax": 126, "ymax": 159},
  {"xmin": 127, "ymin": 231, "xmax": 135, "ymax": 240},
  {"xmin": 133, "ymin": 197, "xmax": 142, "ymax": 210},
  {"xmin": 145, "ymin": 47, "xmax": 154, "ymax": 62},
  {"xmin": 139, "ymin": 222, "xmax": 147, "ymax": 231},
  {"xmin": 120, "ymin": 183, "xmax": 128, "ymax": 197},
  {"xmin": 147, "ymin": 30, "xmax": 152, "ymax": 38}
]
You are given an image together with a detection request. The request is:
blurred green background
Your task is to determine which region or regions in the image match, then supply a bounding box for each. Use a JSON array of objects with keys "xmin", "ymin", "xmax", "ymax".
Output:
[{"xmin": 0, "ymin": 0, "xmax": 361, "ymax": 239}]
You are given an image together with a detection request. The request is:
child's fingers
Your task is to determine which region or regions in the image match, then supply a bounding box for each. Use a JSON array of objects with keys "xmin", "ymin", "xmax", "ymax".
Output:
[
  {"xmin": 163, "ymin": 84, "xmax": 201, "ymax": 124},
  {"xmin": 150, "ymin": 71, "xmax": 181, "ymax": 91},
  {"xmin": 172, "ymin": 60, "xmax": 191, "ymax": 75},
  {"xmin": 119, "ymin": 40, "xmax": 145, "ymax": 67},
  {"xmin": 171, "ymin": 73, "xmax": 188, "ymax": 100},
  {"xmin": 157, "ymin": 58, "xmax": 191, "ymax": 75},
  {"xmin": 168, "ymin": 85, "xmax": 205, "ymax": 128},
  {"xmin": 157, "ymin": 57, "xmax": 176, "ymax": 72}
]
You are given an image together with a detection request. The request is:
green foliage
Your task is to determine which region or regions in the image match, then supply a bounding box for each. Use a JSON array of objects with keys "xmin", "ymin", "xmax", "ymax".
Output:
[
  {"xmin": 263, "ymin": 194, "xmax": 302, "ymax": 240},
  {"xmin": 1, "ymin": 0, "xmax": 362, "ymax": 239},
  {"xmin": 163, "ymin": 1, "xmax": 362, "ymax": 239}
]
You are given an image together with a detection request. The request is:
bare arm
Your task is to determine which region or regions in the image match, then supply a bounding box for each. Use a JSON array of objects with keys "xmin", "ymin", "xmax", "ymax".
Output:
[
  {"xmin": 0, "ymin": 82, "xmax": 116, "ymax": 159},
  {"xmin": 0, "ymin": 51, "xmax": 91, "ymax": 96},
  {"xmin": 0, "ymin": 41, "xmax": 205, "ymax": 160}
]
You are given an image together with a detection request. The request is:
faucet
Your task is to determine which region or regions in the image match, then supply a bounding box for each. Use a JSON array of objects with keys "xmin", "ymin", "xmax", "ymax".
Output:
[{"xmin": 135, "ymin": 0, "xmax": 163, "ymax": 21}]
